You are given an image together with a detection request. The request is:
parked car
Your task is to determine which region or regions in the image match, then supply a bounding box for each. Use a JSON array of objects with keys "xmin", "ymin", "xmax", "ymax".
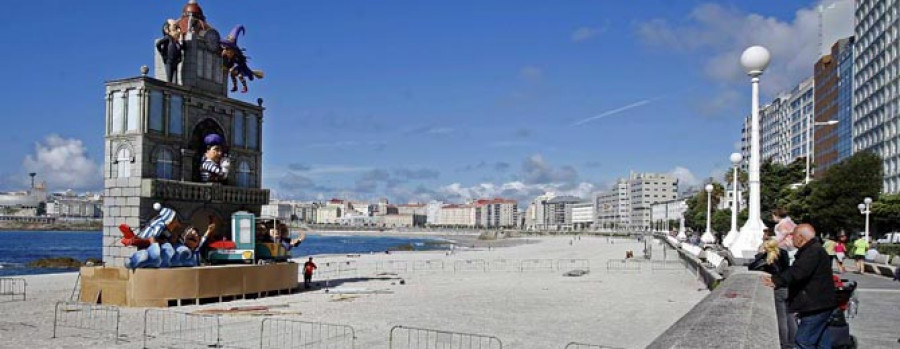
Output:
[{"xmin": 876, "ymin": 232, "xmax": 900, "ymax": 244}]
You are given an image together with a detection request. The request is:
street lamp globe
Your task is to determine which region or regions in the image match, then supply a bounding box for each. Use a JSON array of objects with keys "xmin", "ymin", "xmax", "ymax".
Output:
[
  {"xmin": 864, "ymin": 197, "xmax": 872, "ymax": 205},
  {"xmin": 858, "ymin": 203, "xmax": 866, "ymax": 212},
  {"xmin": 740, "ymin": 46, "xmax": 771, "ymax": 76},
  {"xmin": 730, "ymin": 153, "xmax": 743, "ymax": 165},
  {"xmin": 705, "ymin": 184, "xmax": 714, "ymax": 193}
]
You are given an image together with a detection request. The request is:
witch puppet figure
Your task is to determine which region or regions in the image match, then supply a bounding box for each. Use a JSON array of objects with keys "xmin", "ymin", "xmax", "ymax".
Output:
[
  {"xmin": 155, "ymin": 19, "xmax": 184, "ymax": 83},
  {"xmin": 200, "ymin": 133, "xmax": 230, "ymax": 183},
  {"xmin": 221, "ymin": 25, "xmax": 264, "ymax": 93},
  {"xmin": 119, "ymin": 203, "xmax": 198, "ymax": 269}
]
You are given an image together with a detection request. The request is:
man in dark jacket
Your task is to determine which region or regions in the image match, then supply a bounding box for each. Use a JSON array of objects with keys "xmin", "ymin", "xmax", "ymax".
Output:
[{"xmin": 763, "ymin": 223, "xmax": 837, "ymax": 349}]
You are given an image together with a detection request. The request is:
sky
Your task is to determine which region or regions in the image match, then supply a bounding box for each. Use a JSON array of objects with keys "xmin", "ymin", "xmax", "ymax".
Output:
[{"xmin": 0, "ymin": 0, "xmax": 852, "ymax": 204}]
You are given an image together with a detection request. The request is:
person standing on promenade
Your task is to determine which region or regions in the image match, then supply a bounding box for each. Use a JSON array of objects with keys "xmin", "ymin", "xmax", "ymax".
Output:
[
  {"xmin": 762, "ymin": 224, "xmax": 837, "ymax": 349},
  {"xmin": 772, "ymin": 208, "xmax": 797, "ymax": 261},
  {"xmin": 822, "ymin": 236, "xmax": 837, "ymax": 272},
  {"xmin": 834, "ymin": 232, "xmax": 848, "ymax": 273},
  {"xmin": 752, "ymin": 238, "xmax": 795, "ymax": 348},
  {"xmin": 303, "ymin": 257, "xmax": 317, "ymax": 289},
  {"xmin": 851, "ymin": 235, "xmax": 869, "ymax": 274}
]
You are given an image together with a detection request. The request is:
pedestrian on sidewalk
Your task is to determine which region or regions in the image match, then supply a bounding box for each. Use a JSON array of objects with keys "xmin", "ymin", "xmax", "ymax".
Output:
[
  {"xmin": 762, "ymin": 224, "xmax": 837, "ymax": 349},
  {"xmin": 834, "ymin": 232, "xmax": 847, "ymax": 273},
  {"xmin": 303, "ymin": 257, "xmax": 317, "ymax": 289},
  {"xmin": 822, "ymin": 235, "xmax": 837, "ymax": 272},
  {"xmin": 851, "ymin": 235, "xmax": 869, "ymax": 274}
]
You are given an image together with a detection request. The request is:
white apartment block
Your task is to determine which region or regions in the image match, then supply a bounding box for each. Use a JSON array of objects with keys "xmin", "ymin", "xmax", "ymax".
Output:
[
  {"xmin": 437, "ymin": 204, "xmax": 475, "ymax": 227},
  {"xmin": 741, "ymin": 77, "xmax": 815, "ymax": 167},
  {"xmin": 595, "ymin": 180, "xmax": 629, "ymax": 230},
  {"xmin": 46, "ymin": 198, "xmax": 102, "ymax": 218},
  {"xmin": 650, "ymin": 199, "xmax": 686, "ymax": 232},
  {"xmin": 628, "ymin": 172, "xmax": 678, "ymax": 230},
  {"xmin": 570, "ymin": 201, "xmax": 594, "ymax": 230},
  {"xmin": 396, "ymin": 203, "xmax": 427, "ymax": 216},
  {"xmin": 261, "ymin": 201, "xmax": 293, "ymax": 221},
  {"xmin": 525, "ymin": 192, "xmax": 556, "ymax": 230},
  {"xmin": 854, "ymin": 0, "xmax": 900, "ymax": 193},
  {"xmin": 316, "ymin": 205, "xmax": 341, "ymax": 224},
  {"xmin": 473, "ymin": 198, "xmax": 517, "ymax": 228}
]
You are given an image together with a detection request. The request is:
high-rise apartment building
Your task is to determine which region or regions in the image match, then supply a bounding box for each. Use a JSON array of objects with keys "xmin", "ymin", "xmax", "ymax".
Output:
[
  {"xmin": 741, "ymin": 77, "xmax": 816, "ymax": 167},
  {"xmin": 854, "ymin": 0, "xmax": 900, "ymax": 192},
  {"xmin": 595, "ymin": 180, "xmax": 629, "ymax": 230},
  {"xmin": 472, "ymin": 198, "xmax": 517, "ymax": 228},
  {"xmin": 815, "ymin": 38, "xmax": 855, "ymax": 173},
  {"xmin": 628, "ymin": 172, "xmax": 678, "ymax": 230}
]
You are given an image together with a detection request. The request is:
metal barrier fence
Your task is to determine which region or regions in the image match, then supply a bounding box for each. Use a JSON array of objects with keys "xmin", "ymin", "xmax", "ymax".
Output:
[
  {"xmin": 218, "ymin": 317, "xmax": 264, "ymax": 349},
  {"xmin": 339, "ymin": 260, "xmax": 360, "ymax": 278},
  {"xmin": 520, "ymin": 259, "xmax": 555, "ymax": 272},
  {"xmin": 260, "ymin": 318, "xmax": 356, "ymax": 349},
  {"xmin": 376, "ymin": 260, "xmax": 410, "ymax": 274},
  {"xmin": 650, "ymin": 260, "xmax": 686, "ymax": 273},
  {"xmin": 52, "ymin": 301, "xmax": 120, "ymax": 343},
  {"xmin": 564, "ymin": 342, "xmax": 623, "ymax": 349},
  {"xmin": 389, "ymin": 325, "xmax": 502, "ymax": 349},
  {"xmin": 0, "ymin": 277, "xmax": 26, "ymax": 301},
  {"xmin": 605, "ymin": 259, "xmax": 641, "ymax": 273},
  {"xmin": 412, "ymin": 259, "xmax": 445, "ymax": 272},
  {"xmin": 454, "ymin": 259, "xmax": 487, "ymax": 272},
  {"xmin": 489, "ymin": 259, "xmax": 519, "ymax": 272},
  {"xmin": 142, "ymin": 309, "xmax": 220, "ymax": 348},
  {"xmin": 556, "ymin": 259, "xmax": 590, "ymax": 273}
]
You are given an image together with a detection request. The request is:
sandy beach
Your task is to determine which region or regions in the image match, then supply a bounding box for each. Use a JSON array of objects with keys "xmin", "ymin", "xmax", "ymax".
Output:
[{"xmin": 0, "ymin": 235, "xmax": 708, "ymax": 349}]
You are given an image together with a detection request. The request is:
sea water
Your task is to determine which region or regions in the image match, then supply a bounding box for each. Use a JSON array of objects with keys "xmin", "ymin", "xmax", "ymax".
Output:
[{"xmin": 0, "ymin": 231, "xmax": 448, "ymax": 277}]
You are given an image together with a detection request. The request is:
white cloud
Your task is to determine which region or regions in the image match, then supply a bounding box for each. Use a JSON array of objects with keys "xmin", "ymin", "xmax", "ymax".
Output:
[
  {"xmin": 519, "ymin": 66, "xmax": 543, "ymax": 82},
  {"xmin": 22, "ymin": 135, "xmax": 101, "ymax": 190},
  {"xmin": 668, "ymin": 166, "xmax": 700, "ymax": 187},
  {"xmin": 636, "ymin": 2, "xmax": 846, "ymax": 95},
  {"xmin": 437, "ymin": 181, "xmax": 595, "ymax": 204},
  {"xmin": 571, "ymin": 27, "xmax": 599, "ymax": 42}
]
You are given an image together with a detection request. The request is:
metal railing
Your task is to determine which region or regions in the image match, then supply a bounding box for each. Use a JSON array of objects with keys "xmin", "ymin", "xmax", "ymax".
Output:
[
  {"xmin": 52, "ymin": 301, "xmax": 120, "ymax": 343},
  {"xmin": 453, "ymin": 259, "xmax": 487, "ymax": 272},
  {"xmin": 488, "ymin": 259, "xmax": 518, "ymax": 272},
  {"xmin": 605, "ymin": 259, "xmax": 642, "ymax": 273},
  {"xmin": 412, "ymin": 259, "xmax": 445, "ymax": 272},
  {"xmin": 650, "ymin": 260, "xmax": 686, "ymax": 273},
  {"xmin": 142, "ymin": 179, "xmax": 269, "ymax": 205},
  {"xmin": 520, "ymin": 259, "xmax": 555, "ymax": 272},
  {"xmin": 0, "ymin": 277, "xmax": 26, "ymax": 301},
  {"xmin": 260, "ymin": 318, "xmax": 356, "ymax": 349},
  {"xmin": 376, "ymin": 260, "xmax": 410, "ymax": 274},
  {"xmin": 556, "ymin": 259, "xmax": 590, "ymax": 273},
  {"xmin": 389, "ymin": 325, "xmax": 502, "ymax": 349},
  {"xmin": 142, "ymin": 309, "xmax": 220, "ymax": 348},
  {"xmin": 564, "ymin": 342, "xmax": 623, "ymax": 349}
]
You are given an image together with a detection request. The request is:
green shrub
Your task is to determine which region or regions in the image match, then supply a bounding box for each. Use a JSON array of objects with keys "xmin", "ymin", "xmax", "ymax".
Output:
[{"xmin": 875, "ymin": 243, "xmax": 900, "ymax": 258}]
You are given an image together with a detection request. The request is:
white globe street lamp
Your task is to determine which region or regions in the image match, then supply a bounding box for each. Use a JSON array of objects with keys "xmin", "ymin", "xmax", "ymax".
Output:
[
  {"xmin": 701, "ymin": 184, "xmax": 717, "ymax": 244},
  {"xmin": 723, "ymin": 153, "xmax": 743, "ymax": 247},
  {"xmin": 730, "ymin": 46, "xmax": 770, "ymax": 259},
  {"xmin": 859, "ymin": 197, "xmax": 872, "ymax": 242}
]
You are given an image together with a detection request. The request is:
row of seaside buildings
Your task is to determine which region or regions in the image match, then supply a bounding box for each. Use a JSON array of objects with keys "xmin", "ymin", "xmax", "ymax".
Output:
[
  {"xmin": 263, "ymin": 172, "xmax": 741, "ymax": 231},
  {"xmin": 741, "ymin": 0, "xmax": 900, "ymax": 193},
  {"xmin": 0, "ymin": 181, "xmax": 103, "ymax": 219}
]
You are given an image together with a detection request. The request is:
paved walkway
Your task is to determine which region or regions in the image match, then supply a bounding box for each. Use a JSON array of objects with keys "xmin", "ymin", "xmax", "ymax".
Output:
[{"xmin": 840, "ymin": 271, "xmax": 900, "ymax": 348}]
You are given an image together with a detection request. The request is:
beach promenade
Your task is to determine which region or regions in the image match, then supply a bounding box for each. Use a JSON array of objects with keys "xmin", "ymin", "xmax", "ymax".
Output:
[{"xmin": 0, "ymin": 235, "xmax": 708, "ymax": 348}]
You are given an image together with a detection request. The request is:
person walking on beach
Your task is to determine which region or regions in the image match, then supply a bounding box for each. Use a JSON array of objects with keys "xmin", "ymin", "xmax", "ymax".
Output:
[
  {"xmin": 303, "ymin": 257, "xmax": 317, "ymax": 289},
  {"xmin": 762, "ymin": 224, "xmax": 837, "ymax": 349}
]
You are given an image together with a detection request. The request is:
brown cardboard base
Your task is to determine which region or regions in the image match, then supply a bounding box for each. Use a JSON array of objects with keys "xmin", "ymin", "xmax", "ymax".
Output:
[{"xmin": 79, "ymin": 263, "xmax": 299, "ymax": 307}]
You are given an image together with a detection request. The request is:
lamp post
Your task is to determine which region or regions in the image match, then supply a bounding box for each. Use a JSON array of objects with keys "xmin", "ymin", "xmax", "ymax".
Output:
[
  {"xmin": 805, "ymin": 119, "xmax": 840, "ymax": 184},
  {"xmin": 858, "ymin": 197, "xmax": 872, "ymax": 242},
  {"xmin": 701, "ymin": 184, "xmax": 716, "ymax": 244},
  {"xmin": 723, "ymin": 153, "xmax": 743, "ymax": 247},
  {"xmin": 730, "ymin": 46, "xmax": 770, "ymax": 259}
]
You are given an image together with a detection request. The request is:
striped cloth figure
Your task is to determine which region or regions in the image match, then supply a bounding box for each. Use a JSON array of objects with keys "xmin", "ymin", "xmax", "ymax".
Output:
[{"xmin": 137, "ymin": 204, "xmax": 178, "ymax": 240}]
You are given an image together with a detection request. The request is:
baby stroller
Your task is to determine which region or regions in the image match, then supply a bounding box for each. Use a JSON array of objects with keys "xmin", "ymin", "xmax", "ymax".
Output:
[{"xmin": 829, "ymin": 276, "xmax": 858, "ymax": 349}]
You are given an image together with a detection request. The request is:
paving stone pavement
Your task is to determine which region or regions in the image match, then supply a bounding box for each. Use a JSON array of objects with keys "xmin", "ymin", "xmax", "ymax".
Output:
[{"xmin": 839, "ymin": 272, "xmax": 900, "ymax": 348}]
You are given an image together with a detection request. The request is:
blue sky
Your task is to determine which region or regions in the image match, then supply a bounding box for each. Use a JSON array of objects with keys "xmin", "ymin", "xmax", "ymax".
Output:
[{"xmin": 0, "ymin": 0, "xmax": 849, "ymax": 203}]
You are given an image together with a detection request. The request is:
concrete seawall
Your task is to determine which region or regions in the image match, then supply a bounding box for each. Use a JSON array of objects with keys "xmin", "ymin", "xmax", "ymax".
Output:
[{"xmin": 647, "ymin": 271, "xmax": 779, "ymax": 349}]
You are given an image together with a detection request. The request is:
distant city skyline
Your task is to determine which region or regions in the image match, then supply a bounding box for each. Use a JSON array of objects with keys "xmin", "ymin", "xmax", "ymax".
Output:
[{"xmin": 0, "ymin": 0, "xmax": 852, "ymax": 204}]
